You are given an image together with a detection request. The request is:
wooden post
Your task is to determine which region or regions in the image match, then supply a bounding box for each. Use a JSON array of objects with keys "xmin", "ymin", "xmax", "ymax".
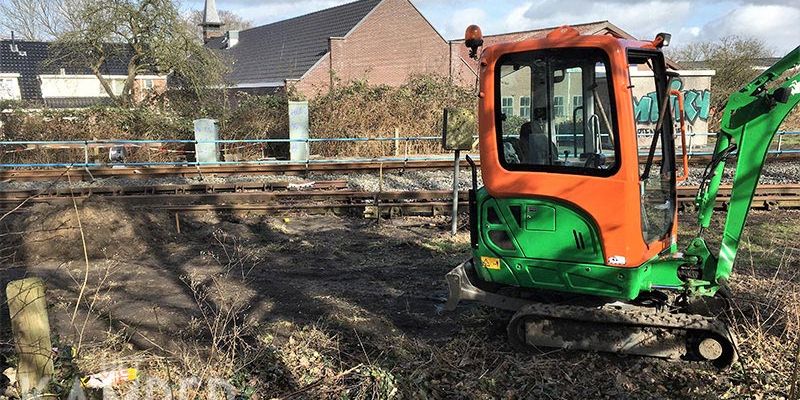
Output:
[{"xmin": 6, "ymin": 278, "xmax": 54, "ymax": 394}]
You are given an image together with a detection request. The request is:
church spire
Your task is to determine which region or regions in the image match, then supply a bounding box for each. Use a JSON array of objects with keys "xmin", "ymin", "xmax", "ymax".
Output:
[{"xmin": 200, "ymin": 0, "xmax": 223, "ymax": 43}]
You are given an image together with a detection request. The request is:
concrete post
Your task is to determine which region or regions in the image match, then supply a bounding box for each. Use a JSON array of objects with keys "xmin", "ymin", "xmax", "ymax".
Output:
[
  {"xmin": 193, "ymin": 118, "xmax": 219, "ymax": 165},
  {"xmin": 288, "ymin": 101, "xmax": 310, "ymax": 162}
]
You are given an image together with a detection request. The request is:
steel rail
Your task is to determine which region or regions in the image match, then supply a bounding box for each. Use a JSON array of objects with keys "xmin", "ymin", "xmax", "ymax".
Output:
[
  {"xmin": 0, "ymin": 184, "xmax": 798, "ymax": 214},
  {"xmin": 0, "ymin": 159, "xmax": 474, "ymax": 181},
  {"xmin": 3, "ymin": 153, "xmax": 800, "ymax": 182}
]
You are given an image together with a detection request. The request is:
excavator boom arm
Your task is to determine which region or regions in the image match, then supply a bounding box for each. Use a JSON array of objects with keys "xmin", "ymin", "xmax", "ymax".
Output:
[{"xmin": 695, "ymin": 46, "xmax": 800, "ymax": 282}]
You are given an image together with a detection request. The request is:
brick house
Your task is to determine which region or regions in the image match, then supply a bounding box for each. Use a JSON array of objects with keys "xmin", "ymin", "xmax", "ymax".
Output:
[
  {"xmin": 0, "ymin": 39, "xmax": 167, "ymax": 107},
  {"xmin": 203, "ymin": 0, "xmax": 454, "ymax": 97}
]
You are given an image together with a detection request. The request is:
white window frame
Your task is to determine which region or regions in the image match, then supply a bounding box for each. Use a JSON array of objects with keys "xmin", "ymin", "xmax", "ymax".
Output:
[
  {"xmin": 553, "ymin": 96, "xmax": 565, "ymax": 117},
  {"xmin": 572, "ymin": 95, "xmax": 583, "ymax": 109},
  {"xmin": 520, "ymin": 96, "xmax": 531, "ymax": 119},
  {"xmin": 501, "ymin": 96, "xmax": 514, "ymax": 116}
]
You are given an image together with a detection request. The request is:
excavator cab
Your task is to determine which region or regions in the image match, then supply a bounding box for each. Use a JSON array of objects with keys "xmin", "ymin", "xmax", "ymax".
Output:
[
  {"xmin": 446, "ymin": 24, "xmax": 799, "ymax": 368},
  {"xmin": 463, "ymin": 27, "xmax": 680, "ymax": 300}
]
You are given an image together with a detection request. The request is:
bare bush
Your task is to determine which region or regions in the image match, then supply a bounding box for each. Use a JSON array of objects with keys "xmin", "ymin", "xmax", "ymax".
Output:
[
  {"xmin": 309, "ymin": 74, "xmax": 475, "ymax": 158},
  {"xmin": 670, "ymin": 35, "xmax": 774, "ymax": 130},
  {"xmin": 0, "ymin": 74, "xmax": 476, "ymax": 164}
]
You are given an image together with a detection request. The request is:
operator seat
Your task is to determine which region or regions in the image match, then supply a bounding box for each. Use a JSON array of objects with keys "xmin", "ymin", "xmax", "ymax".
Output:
[{"xmin": 520, "ymin": 120, "xmax": 558, "ymax": 165}]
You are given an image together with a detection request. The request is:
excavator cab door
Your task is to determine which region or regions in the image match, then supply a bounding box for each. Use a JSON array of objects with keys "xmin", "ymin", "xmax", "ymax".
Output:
[{"xmin": 628, "ymin": 50, "xmax": 678, "ymax": 246}]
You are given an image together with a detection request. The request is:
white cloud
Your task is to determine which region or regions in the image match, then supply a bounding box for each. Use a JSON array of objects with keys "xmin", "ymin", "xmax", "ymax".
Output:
[
  {"xmin": 701, "ymin": 4, "xmax": 800, "ymax": 53},
  {"xmin": 194, "ymin": 0, "xmax": 349, "ymax": 25},
  {"xmin": 503, "ymin": 2, "xmax": 533, "ymax": 32},
  {"xmin": 444, "ymin": 7, "xmax": 488, "ymax": 39},
  {"xmin": 508, "ymin": 0, "xmax": 692, "ymax": 40},
  {"xmin": 195, "ymin": 0, "xmax": 798, "ymax": 54},
  {"xmin": 494, "ymin": 0, "xmax": 796, "ymax": 54}
]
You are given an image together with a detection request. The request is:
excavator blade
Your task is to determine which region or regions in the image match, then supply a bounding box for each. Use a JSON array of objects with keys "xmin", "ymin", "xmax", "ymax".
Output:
[{"xmin": 446, "ymin": 260, "xmax": 737, "ymax": 368}]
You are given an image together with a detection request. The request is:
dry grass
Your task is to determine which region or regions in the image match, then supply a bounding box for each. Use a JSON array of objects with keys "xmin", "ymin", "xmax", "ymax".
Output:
[
  {"xmin": 39, "ymin": 228, "xmax": 403, "ymax": 399},
  {"xmin": 2, "ymin": 204, "xmax": 799, "ymax": 399}
]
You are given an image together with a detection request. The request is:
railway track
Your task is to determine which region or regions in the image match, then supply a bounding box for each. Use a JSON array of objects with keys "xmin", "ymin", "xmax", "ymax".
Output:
[
  {"xmin": 0, "ymin": 180, "xmax": 797, "ymax": 215},
  {"xmin": 0, "ymin": 159, "xmax": 470, "ymax": 181},
  {"xmin": 0, "ymin": 152, "xmax": 797, "ymax": 182}
]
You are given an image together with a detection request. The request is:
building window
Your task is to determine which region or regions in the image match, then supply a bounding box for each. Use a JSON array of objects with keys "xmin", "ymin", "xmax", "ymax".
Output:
[
  {"xmin": 144, "ymin": 79, "xmax": 154, "ymax": 90},
  {"xmin": 520, "ymin": 96, "xmax": 531, "ymax": 119},
  {"xmin": 501, "ymin": 96, "xmax": 514, "ymax": 116},
  {"xmin": 572, "ymin": 95, "xmax": 582, "ymax": 109},
  {"xmin": 553, "ymin": 96, "xmax": 565, "ymax": 117}
]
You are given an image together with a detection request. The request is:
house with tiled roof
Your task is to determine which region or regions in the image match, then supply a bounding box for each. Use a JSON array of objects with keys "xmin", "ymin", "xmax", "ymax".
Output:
[
  {"xmin": 0, "ymin": 38, "xmax": 167, "ymax": 107},
  {"xmin": 202, "ymin": 0, "xmax": 453, "ymax": 96}
]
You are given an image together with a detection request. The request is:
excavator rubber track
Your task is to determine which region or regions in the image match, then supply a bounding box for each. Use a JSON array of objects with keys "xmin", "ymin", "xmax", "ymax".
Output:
[{"xmin": 446, "ymin": 260, "xmax": 738, "ymax": 369}]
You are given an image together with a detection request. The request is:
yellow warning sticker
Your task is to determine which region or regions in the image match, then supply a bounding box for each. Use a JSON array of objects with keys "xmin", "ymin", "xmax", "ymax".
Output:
[{"xmin": 481, "ymin": 256, "xmax": 501, "ymax": 270}]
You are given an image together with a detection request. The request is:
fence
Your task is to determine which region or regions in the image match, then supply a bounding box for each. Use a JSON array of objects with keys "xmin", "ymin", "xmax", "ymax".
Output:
[
  {"xmin": 0, "ymin": 131, "xmax": 798, "ymax": 169},
  {"xmin": 0, "ymin": 136, "xmax": 449, "ymax": 168}
]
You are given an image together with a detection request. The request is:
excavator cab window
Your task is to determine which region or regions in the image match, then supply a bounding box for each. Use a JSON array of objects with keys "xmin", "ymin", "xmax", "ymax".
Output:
[
  {"xmin": 495, "ymin": 47, "xmax": 619, "ymax": 176},
  {"xmin": 629, "ymin": 50, "xmax": 676, "ymax": 243}
]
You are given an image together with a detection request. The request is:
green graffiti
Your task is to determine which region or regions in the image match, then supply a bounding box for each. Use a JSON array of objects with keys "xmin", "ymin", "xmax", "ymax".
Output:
[
  {"xmin": 633, "ymin": 78, "xmax": 711, "ymax": 124},
  {"xmin": 634, "ymin": 94, "xmax": 653, "ymax": 123},
  {"xmin": 694, "ymin": 90, "xmax": 710, "ymax": 120}
]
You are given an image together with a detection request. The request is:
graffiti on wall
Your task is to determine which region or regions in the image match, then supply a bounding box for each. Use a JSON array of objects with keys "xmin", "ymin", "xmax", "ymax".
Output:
[{"xmin": 633, "ymin": 78, "xmax": 711, "ymax": 124}]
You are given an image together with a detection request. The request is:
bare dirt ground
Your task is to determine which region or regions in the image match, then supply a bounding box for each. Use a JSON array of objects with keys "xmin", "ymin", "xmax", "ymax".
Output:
[{"xmin": 0, "ymin": 199, "xmax": 798, "ymax": 399}]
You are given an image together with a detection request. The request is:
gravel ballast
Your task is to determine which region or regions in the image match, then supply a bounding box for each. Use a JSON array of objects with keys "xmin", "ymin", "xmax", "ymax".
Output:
[{"xmin": 1, "ymin": 159, "xmax": 798, "ymax": 192}]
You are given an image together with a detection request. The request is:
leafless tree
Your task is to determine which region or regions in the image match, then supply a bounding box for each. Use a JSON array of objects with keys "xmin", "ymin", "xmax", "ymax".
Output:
[
  {"xmin": 671, "ymin": 35, "xmax": 774, "ymax": 115},
  {"xmin": 50, "ymin": 0, "xmax": 229, "ymax": 106},
  {"xmin": 0, "ymin": 0, "xmax": 84, "ymax": 40}
]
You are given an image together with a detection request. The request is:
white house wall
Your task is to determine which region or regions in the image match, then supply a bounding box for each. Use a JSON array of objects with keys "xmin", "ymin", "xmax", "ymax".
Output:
[
  {"xmin": 38, "ymin": 75, "xmax": 165, "ymax": 98},
  {"xmin": 39, "ymin": 75, "xmax": 126, "ymax": 98},
  {"xmin": 0, "ymin": 73, "xmax": 21, "ymax": 100},
  {"xmin": 629, "ymin": 69, "xmax": 715, "ymax": 146}
]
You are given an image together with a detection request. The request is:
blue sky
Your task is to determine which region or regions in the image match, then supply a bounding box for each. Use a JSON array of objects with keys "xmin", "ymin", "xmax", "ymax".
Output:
[{"xmin": 185, "ymin": 0, "xmax": 799, "ymax": 54}]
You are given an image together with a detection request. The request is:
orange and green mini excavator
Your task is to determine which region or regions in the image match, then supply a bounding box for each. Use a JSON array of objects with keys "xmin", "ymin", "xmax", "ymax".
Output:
[{"xmin": 444, "ymin": 25, "xmax": 800, "ymax": 368}]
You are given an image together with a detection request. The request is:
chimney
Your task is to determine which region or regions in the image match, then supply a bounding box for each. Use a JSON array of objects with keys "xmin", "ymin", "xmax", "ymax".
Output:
[
  {"xmin": 200, "ymin": 0, "xmax": 224, "ymax": 43},
  {"xmin": 9, "ymin": 31, "xmax": 26, "ymax": 56},
  {"xmin": 224, "ymin": 30, "xmax": 239, "ymax": 48}
]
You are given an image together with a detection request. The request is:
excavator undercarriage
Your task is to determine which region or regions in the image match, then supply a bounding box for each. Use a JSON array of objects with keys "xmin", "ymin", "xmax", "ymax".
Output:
[{"xmin": 446, "ymin": 260, "xmax": 737, "ymax": 368}]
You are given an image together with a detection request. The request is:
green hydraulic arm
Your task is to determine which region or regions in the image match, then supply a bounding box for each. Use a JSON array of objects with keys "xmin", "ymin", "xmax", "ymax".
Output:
[{"xmin": 694, "ymin": 45, "xmax": 800, "ymax": 284}]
